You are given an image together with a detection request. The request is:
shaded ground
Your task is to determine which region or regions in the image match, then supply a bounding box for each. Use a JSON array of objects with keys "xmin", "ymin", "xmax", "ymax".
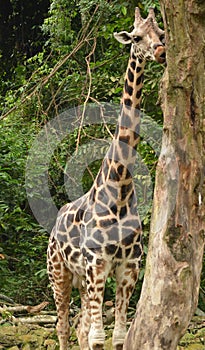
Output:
[{"xmin": 0, "ymin": 317, "xmax": 204, "ymax": 349}]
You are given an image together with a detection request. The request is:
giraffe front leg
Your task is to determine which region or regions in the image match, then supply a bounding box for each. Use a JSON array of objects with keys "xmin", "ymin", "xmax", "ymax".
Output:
[
  {"xmin": 86, "ymin": 261, "xmax": 110, "ymax": 350},
  {"xmin": 76, "ymin": 286, "xmax": 91, "ymax": 350},
  {"xmin": 112, "ymin": 262, "xmax": 139, "ymax": 350},
  {"xmin": 47, "ymin": 243, "xmax": 72, "ymax": 350}
]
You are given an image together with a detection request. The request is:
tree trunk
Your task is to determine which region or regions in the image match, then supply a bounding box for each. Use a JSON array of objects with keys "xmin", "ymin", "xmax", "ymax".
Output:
[{"xmin": 123, "ymin": 1, "xmax": 205, "ymax": 349}]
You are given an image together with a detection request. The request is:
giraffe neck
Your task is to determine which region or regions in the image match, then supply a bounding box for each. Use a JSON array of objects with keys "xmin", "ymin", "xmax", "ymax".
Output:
[
  {"xmin": 121, "ymin": 54, "xmax": 145, "ymax": 110},
  {"xmin": 93, "ymin": 54, "xmax": 145, "ymax": 188},
  {"xmin": 116, "ymin": 54, "xmax": 145, "ymax": 148},
  {"xmin": 107, "ymin": 54, "xmax": 145, "ymax": 181}
]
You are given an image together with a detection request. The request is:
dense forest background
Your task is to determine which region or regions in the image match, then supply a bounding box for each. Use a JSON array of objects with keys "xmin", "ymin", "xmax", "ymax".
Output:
[{"xmin": 0, "ymin": 0, "xmax": 204, "ymax": 312}]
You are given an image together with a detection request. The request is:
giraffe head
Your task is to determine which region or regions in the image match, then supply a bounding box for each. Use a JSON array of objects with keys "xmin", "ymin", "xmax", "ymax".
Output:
[{"xmin": 114, "ymin": 7, "xmax": 166, "ymax": 64}]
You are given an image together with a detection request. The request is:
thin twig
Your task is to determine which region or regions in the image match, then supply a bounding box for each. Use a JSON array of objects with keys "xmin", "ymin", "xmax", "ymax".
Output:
[
  {"xmin": 76, "ymin": 37, "xmax": 97, "ymax": 151},
  {"xmin": 88, "ymin": 95, "xmax": 115, "ymax": 139}
]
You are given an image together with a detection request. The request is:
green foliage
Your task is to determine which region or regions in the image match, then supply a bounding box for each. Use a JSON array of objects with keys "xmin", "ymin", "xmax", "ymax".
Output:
[
  {"xmin": 0, "ymin": 114, "xmax": 50, "ymax": 303},
  {"xmin": 42, "ymin": 0, "xmax": 77, "ymax": 50}
]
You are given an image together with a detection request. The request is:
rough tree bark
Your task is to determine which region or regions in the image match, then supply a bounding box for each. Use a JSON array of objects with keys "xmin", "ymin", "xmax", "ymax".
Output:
[{"xmin": 123, "ymin": 1, "xmax": 205, "ymax": 349}]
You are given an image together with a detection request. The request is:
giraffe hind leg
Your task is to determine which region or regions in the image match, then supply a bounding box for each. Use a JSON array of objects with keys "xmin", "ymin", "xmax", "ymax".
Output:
[{"xmin": 47, "ymin": 242, "xmax": 73, "ymax": 350}]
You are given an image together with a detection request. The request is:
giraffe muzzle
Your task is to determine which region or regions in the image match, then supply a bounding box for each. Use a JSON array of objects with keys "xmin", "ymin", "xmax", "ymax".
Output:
[{"xmin": 154, "ymin": 45, "xmax": 166, "ymax": 64}]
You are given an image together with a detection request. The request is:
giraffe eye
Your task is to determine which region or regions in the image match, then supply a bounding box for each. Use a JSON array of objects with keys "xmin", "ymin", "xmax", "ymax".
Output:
[{"xmin": 133, "ymin": 36, "xmax": 142, "ymax": 43}]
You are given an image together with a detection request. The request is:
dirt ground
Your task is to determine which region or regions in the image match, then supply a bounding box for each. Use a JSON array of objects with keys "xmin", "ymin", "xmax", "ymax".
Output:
[{"xmin": 0, "ymin": 316, "xmax": 204, "ymax": 349}]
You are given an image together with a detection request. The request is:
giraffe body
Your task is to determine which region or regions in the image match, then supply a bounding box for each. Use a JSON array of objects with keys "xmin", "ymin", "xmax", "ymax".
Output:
[{"xmin": 47, "ymin": 7, "xmax": 165, "ymax": 350}]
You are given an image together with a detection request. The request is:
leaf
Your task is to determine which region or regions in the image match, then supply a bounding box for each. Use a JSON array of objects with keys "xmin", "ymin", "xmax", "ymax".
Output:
[
  {"xmin": 121, "ymin": 6, "xmax": 127, "ymax": 16},
  {"xmin": 110, "ymin": 76, "xmax": 118, "ymax": 82}
]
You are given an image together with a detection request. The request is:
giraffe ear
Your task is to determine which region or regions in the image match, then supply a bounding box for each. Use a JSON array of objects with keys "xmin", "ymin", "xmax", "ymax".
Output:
[{"xmin": 114, "ymin": 31, "xmax": 132, "ymax": 44}]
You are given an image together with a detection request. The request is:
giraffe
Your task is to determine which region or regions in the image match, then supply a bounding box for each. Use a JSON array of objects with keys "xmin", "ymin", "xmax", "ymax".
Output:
[{"xmin": 47, "ymin": 7, "xmax": 165, "ymax": 350}]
